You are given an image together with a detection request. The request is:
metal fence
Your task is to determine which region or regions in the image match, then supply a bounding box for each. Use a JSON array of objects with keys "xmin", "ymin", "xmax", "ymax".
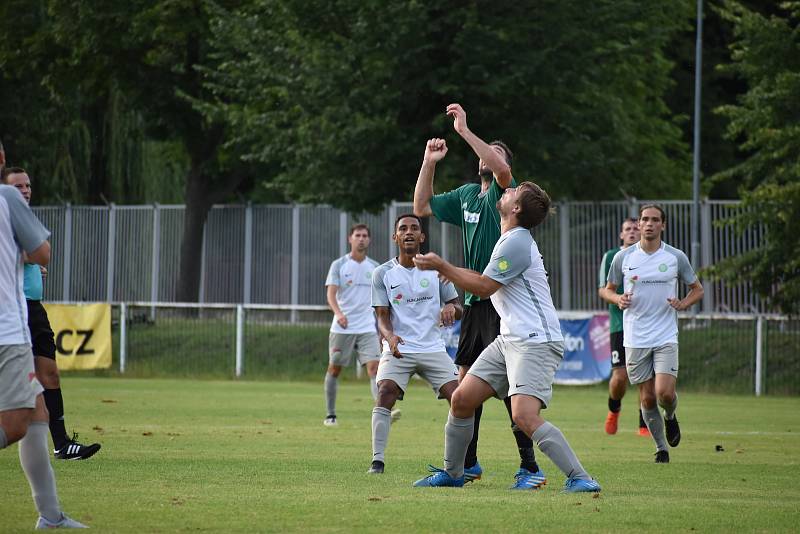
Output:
[
  {"xmin": 110, "ymin": 303, "xmax": 798, "ymax": 396},
  {"xmin": 34, "ymin": 199, "xmax": 768, "ymax": 313}
]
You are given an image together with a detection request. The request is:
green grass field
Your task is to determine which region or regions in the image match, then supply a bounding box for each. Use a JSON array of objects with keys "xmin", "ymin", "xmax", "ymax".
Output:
[{"xmin": 2, "ymin": 377, "xmax": 799, "ymax": 532}]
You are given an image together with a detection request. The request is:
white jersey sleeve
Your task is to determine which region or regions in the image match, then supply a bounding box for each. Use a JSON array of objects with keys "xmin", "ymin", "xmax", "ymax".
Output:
[
  {"xmin": 325, "ymin": 256, "xmax": 344, "ymax": 286},
  {"xmin": 484, "ymin": 229, "xmax": 532, "ymax": 285},
  {"xmin": 669, "ymin": 245, "xmax": 698, "ymax": 285},
  {"xmin": 439, "ymin": 280, "xmax": 458, "ymax": 303},
  {"xmin": 1, "ymin": 186, "xmax": 50, "ymax": 252},
  {"xmin": 371, "ymin": 261, "xmax": 391, "ymax": 307}
]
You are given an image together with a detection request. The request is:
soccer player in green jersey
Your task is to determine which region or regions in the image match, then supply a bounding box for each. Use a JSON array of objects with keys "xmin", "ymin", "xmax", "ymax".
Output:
[
  {"xmin": 599, "ymin": 217, "xmax": 649, "ymax": 436},
  {"xmin": 413, "ymin": 103, "xmax": 544, "ymax": 488}
]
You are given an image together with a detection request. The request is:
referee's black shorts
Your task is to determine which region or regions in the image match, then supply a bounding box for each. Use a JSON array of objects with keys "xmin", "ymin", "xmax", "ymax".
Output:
[
  {"xmin": 454, "ymin": 299, "xmax": 501, "ymax": 367},
  {"xmin": 27, "ymin": 300, "xmax": 57, "ymax": 359}
]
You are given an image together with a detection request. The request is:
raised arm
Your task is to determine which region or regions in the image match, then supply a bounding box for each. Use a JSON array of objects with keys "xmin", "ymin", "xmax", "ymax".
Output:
[
  {"xmin": 446, "ymin": 103, "xmax": 513, "ymax": 189},
  {"xmin": 413, "ymin": 138, "xmax": 448, "ymax": 217}
]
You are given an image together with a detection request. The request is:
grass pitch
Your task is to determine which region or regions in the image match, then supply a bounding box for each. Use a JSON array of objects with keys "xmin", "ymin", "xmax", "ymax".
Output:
[{"xmin": 2, "ymin": 377, "xmax": 799, "ymax": 532}]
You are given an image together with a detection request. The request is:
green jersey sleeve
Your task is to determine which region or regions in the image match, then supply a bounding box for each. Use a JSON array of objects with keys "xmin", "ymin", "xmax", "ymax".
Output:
[{"xmin": 430, "ymin": 186, "xmax": 466, "ymax": 226}]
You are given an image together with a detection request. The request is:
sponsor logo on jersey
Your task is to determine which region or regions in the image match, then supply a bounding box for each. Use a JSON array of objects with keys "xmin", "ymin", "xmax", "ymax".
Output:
[
  {"xmin": 392, "ymin": 293, "xmax": 403, "ymax": 305},
  {"xmin": 463, "ymin": 210, "xmax": 480, "ymax": 224},
  {"xmin": 496, "ymin": 257, "xmax": 510, "ymax": 273},
  {"xmin": 419, "ymin": 278, "xmax": 429, "ymax": 288},
  {"xmin": 658, "ymin": 263, "xmax": 668, "ymax": 272}
]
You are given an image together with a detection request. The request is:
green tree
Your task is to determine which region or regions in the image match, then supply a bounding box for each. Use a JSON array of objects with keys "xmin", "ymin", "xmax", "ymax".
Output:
[
  {"xmin": 707, "ymin": 1, "xmax": 800, "ymax": 314},
  {"xmin": 205, "ymin": 0, "xmax": 694, "ymax": 213}
]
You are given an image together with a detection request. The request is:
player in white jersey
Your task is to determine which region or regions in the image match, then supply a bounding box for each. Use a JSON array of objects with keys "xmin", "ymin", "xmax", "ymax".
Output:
[
  {"xmin": 0, "ymin": 184, "xmax": 88, "ymax": 528},
  {"xmin": 411, "ymin": 183, "xmax": 601, "ymax": 492},
  {"xmin": 367, "ymin": 214, "xmax": 462, "ymax": 475},
  {"xmin": 599, "ymin": 204, "xmax": 704, "ymax": 463},
  {"xmin": 323, "ymin": 223, "xmax": 382, "ymax": 426}
]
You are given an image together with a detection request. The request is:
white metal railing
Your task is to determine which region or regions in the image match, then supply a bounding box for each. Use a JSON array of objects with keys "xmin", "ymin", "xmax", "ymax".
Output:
[
  {"xmin": 96, "ymin": 301, "xmax": 796, "ymax": 395},
  {"xmin": 33, "ymin": 199, "xmax": 772, "ymax": 314}
]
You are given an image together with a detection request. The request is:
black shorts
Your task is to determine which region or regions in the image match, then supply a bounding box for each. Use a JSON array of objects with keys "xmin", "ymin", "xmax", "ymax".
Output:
[
  {"xmin": 27, "ymin": 300, "xmax": 56, "ymax": 359},
  {"xmin": 610, "ymin": 331, "xmax": 626, "ymax": 369},
  {"xmin": 454, "ymin": 299, "xmax": 501, "ymax": 367}
]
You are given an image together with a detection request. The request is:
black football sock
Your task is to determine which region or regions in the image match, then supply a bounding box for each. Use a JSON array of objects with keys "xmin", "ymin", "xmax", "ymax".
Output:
[
  {"xmin": 464, "ymin": 404, "xmax": 482, "ymax": 469},
  {"xmin": 608, "ymin": 397, "xmax": 622, "ymax": 413},
  {"xmin": 504, "ymin": 396, "xmax": 539, "ymax": 472},
  {"xmin": 43, "ymin": 388, "xmax": 68, "ymax": 450}
]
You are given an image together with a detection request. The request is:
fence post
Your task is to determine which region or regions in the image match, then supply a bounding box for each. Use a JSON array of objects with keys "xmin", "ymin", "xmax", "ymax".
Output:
[
  {"xmin": 700, "ymin": 200, "xmax": 713, "ymax": 312},
  {"xmin": 106, "ymin": 203, "xmax": 116, "ymax": 302},
  {"xmin": 119, "ymin": 302, "xmax": 127, "ymax": 374},
  {"xmin": 559, "ymin": 203, "xmax": 571, "ymax": 310},
  {"xmin": 628, "ymin": 197, "xmax": 638, "ymax": 219},
  {"xmin": 441, "ymin": 220, "xmax": 449, "ymax": 263},
  {"xmin": 199, "ymin": 218, "xmax": 208, "ymax": 304},
  {"xmin": 62, "ymin": 203, "xmax": 72, "ymax": 301},
  {"xmin": 150, "ymin": 204, "xmax": 160, "ymax": 319},
  {"xmin": 755, "ymin": 315, "xmax": 763, "ymax": 396},
  {"xmin": 243, "ymin": 203, "xmax": 253, "ymax": 304},
  {"xmin": 339, "ymin": 211, "xmax": 348, "ymax": 257},
  {"xmin": 235, "ymin": 304, "xmax": 244, "ymax": 378},
  {"xmin": 290, "ymin": 205, "xmax": 300, "ymax": 323}
]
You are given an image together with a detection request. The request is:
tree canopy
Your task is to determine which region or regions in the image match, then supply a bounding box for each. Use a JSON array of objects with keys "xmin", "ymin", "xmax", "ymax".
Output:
[
  {"xmin": 706, "ymin": 0, "xmax": 800, "ymax": 314},
  {"xmin": 202, "ymin": 0, "xmax": 694, "ymax": 212}
]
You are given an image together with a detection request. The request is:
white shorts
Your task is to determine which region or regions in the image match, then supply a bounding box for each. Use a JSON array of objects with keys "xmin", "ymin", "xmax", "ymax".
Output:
[
  {"xmin": 626, "ymin": 344, "xmax": 679, "ymax": 385},
  {"xmin": 0, "ymin": 344, "xmax": 43, "ymax": 411},
  {"xmin": 468, "ymin": 337, "xmax": 564, "ymax": 409},
  {"xmin": 376, "ymin": 350, "xmax": 459, "ymax": 400},
  {"xmin": 328, "ymin": 332, "xmax": 380, "ymax": 367}
]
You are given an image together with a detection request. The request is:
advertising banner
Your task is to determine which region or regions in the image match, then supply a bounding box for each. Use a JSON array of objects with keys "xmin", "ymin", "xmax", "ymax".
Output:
[{"xmin": 43, "ymin": 303, "xmax": 112, "ymax": 370}]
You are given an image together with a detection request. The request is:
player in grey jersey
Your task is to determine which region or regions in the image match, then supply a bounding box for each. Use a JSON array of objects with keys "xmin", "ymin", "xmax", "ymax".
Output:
[
  {"xmin": 367, "ymin": 214, "xmax": 462, "ymax": 475},
  {"xmin": 323, "ymin": 223, "xmax": 383, "ymax": 427},
  {"xmin": 411, "ymin": 182, "xmax": 600, "ymax": 492},
  {"xmin": 599, "ymin": 204, "xmax": 704, "ymax": 463},
  {"xmin": 0, "ymin": 184, "xmax": 87, "ymax": 528}
]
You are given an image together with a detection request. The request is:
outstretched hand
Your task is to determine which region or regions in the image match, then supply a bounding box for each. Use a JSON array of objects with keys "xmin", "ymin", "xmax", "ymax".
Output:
[
  {"xmin": 424, "ymin": 138, "xmax": 448, "ymax": 163},
  {"xmin": 446, "ymin": 103, "xmax": 468, "ymax": 134},
  {"xmin": 413, "ymin": 252, "xmax": 443, "ymax": 271}
]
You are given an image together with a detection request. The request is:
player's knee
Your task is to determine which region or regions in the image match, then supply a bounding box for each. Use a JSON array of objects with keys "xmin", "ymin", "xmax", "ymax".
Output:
[
  {"xmin": 39, "ymin": 368, "xmax": 60, "ymax": 389},
  {"xmin": 376, "ymin": 382, "xmax": 399, "ymax": 408},
  {"xmin": 0, "ymin": 413, "xmax": 33, "ymax": 445},
  {"xmin": 327, "ymin": 365, "xmax": 342, "ymax": 377},
  {"xmin": 450, "ymin": 388, "xmax": 476, "ymax": 416},
  {"xmin": 656, "ymin": 391, "xmax": 675, "ymax": 406}
]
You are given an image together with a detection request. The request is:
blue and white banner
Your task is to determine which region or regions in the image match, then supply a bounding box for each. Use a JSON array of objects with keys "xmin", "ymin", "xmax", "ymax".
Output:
[
  {"xmin": 554, "ymin": 313, "xmax": 612, "ymax": 385},
  {"xmin": 442, "ymin": 314, "xmax": 612, "ymax": 385}
]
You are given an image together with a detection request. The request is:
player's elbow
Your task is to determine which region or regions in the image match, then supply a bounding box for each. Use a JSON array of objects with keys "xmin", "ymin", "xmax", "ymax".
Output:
[
  {"xmin": 495, "ymin": 167, "xmax": 513, "ymax": 188},
  {"xmin": 413, "ymin": 203, "xmax": 432, "ymax": 218},
  {"xmin": 27, "ymin": 241, "xmax": 50, "ymax": 266}
]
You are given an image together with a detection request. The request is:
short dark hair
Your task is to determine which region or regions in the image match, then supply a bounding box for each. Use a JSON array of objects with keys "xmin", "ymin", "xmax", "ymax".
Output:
[
  {"xmin": 490, "ymin": 140, "xmax": 513, "ymax": 168},
  {"xmin": 394, "ymin": 213, "xmax": 422, "ymax": 231},
  {"xmin": 620, "ymin": 217, "xmax": 638, "ymax": 230},
  {"xmin": 639, "ymin": 204, "xmax": 666, "ymax": 224},
  {"xmin": 349, "ymin": 223, "xmax": 370, "ymax": 237},
  {"xmin": 515, "ymin": 182, "xmax": 551, "ymax": 229},
  {"xmin": 1, "ymin": 166, "xmax": 27, "ymax": 182}
]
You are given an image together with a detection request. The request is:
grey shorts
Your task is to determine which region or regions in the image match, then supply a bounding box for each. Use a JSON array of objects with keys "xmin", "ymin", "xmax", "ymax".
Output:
[
  {"xmin": 0, "ymin": 344, "xmax": 43, "ymax": 411},
  {"xmin": 328, "ymin": 332, "xmax": 380, "ymax": 367},
  {"xmin": 626, "ymin": 343, "xmax": 679, "ymax": 385},
  {"xmin": 376, "ymin": 350, "xmax": 459, "ymax": 400},
  {"xmin": 468, "ymin": 337, "xmax": 564, "ymax": 409}
]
